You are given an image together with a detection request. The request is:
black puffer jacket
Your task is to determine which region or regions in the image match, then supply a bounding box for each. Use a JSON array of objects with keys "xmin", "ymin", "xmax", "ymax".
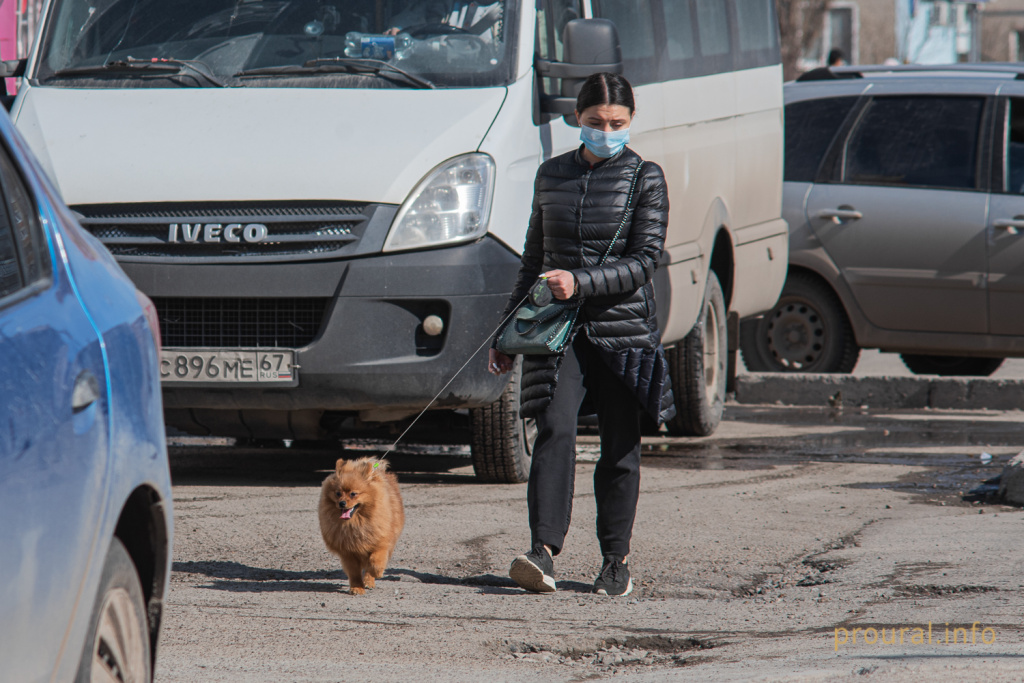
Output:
[{"xmin": 496, "ymin": 146, "xmax": 676, "ymax": 424}]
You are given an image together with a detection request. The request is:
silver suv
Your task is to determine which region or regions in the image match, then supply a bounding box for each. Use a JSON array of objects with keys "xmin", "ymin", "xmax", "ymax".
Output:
[{"xmin": 742, "ymin": 64, "xmax": 1024, "ymax": 377}]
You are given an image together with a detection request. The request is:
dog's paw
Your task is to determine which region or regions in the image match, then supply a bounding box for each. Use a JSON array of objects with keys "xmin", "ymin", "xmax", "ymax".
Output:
[{"xmin": 348, "ymin": 586, "xmax": 366, "ymax": 595}]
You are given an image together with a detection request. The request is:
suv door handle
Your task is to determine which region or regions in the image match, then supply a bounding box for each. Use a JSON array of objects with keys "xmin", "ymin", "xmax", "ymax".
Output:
[
  {"xmin": 72, "ymin": 370, "xmax": 100, "ymax": 412},
  {"xmin": 993, "ymin": 218, "xmax": 1024, "ymax": 235},
  {"xmin": 817, "ymin": 208, "xmax": 863, "ymax": 223}
]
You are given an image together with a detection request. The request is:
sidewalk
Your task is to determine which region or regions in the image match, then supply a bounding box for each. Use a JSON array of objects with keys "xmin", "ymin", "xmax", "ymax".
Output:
[{"xmin": 735, "ymin": 350, "xmax": 1024, "ymax": 411}]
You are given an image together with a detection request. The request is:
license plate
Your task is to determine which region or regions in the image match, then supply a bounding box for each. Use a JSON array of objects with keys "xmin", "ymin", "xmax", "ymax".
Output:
[{"xmin": 159, "ymin": 349, "xmax": 297, "ymax": 385}]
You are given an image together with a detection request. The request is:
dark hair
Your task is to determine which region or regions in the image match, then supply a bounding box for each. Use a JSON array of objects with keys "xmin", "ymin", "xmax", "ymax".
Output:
[
  {"xmin": 827, "ymin": 49, "xmax": 845, "ymax": 66},
  {"xmin": 575, "ymin": 72, "xmax": 635, "ymax": 115}
]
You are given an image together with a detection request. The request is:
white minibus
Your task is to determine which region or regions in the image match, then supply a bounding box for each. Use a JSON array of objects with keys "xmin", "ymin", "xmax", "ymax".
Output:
[{"xmin": 6, "ymin": 0, "xmax": 787, "ymax": 481}]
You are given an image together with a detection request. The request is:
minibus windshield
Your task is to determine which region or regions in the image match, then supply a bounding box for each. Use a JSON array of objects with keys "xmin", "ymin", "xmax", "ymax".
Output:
[{"xmin": 36, "ymin": 0, "xmax": 517, "ymax": 88}]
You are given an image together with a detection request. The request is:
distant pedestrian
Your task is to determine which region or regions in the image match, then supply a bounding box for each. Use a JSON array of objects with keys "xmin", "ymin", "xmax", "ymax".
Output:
[
  {"xmin": 488, "ymin": 72, "xmax": 675, "ymax": 597},
  {"xmin": 828, "ymin": 49, "xmax": 847, "ymax": 67}
]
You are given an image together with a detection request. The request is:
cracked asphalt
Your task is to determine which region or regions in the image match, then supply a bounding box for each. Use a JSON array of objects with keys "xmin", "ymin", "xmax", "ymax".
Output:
[{"xmin": 158, "ymin": 404, "xmax": 1024, "ymax": 682}]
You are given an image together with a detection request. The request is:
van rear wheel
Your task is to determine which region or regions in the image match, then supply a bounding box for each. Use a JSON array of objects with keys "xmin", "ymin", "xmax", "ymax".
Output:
[
  {"xmin": 469, "ymin": 360, "xmax": 535, "ymax": 483},
  {"xmin": 665, "ymin": 272, "xmax": 728, "ymax": 437}
]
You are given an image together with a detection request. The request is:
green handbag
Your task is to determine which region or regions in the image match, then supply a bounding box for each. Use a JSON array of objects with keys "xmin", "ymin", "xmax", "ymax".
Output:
[
  {"xmin": 496, "ymin": 161, "xmax": 644, "ymax": 356},
  {"xmin": 496, "ymin": 279, "xmax": 583, "ymax": 355}
]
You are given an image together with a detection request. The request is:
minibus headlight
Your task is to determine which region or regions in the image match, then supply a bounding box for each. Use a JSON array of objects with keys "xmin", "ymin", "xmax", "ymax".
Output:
[{"xmin": 384, "ymin": 153, "xmax": 495, "ymax": 252}]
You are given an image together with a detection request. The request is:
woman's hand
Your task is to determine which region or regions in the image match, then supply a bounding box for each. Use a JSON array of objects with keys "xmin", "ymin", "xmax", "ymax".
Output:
[
  {"xmin": 541, "ymin": 270, "xmax": 576, "ymax": 300},
  {"xmin": 488, "ymin": 348, "xmax": 514, "ymax": 375}
]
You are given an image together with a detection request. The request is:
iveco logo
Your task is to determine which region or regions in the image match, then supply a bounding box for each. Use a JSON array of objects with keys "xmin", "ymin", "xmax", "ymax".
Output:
[{"xmin": 167, "ymin": 223, "xmax": 269, "ymax": 244}]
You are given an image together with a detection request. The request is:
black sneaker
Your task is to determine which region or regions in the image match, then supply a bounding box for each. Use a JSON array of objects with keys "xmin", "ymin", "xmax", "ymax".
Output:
[
  {"xmin": 594, "ymin": 555, "xmax": 632, "ymax": 596},
  {"xmin": 509, "ymin": 544, "xmax": 556, "ymax": 593}
]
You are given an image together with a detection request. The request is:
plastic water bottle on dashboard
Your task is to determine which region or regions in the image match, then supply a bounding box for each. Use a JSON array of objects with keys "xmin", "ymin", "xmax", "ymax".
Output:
[{"xmin": 344, "ymin": 32, "xmax": 413, "ymax": 60}]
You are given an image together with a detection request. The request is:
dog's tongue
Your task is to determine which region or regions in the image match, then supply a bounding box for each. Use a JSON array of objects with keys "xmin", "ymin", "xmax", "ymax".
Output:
[{"xmin": 340, "ymin": 507, "xmax": 354, "ymax": 520}]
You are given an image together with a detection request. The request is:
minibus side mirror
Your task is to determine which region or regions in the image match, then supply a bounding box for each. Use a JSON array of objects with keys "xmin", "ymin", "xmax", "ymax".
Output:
[
  {"xmin": 536, "ymin": 19, "xmax": 622, "ymax": 126},
  {"xmin": 1, "ymin": 60, "xmax": 27, "ymax": 112},
  {"xmin": 0, "ymin": 60, "xmax": 26, "ymax": 79}
]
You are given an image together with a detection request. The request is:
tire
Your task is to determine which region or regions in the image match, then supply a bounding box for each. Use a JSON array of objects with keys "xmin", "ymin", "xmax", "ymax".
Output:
[
  {"xmin": 665, "ymin": 271, "xmax": 728, "ymax": 437},
  {"xmin": 740, "ymin": 272, "xmax": 859, "ymax": 373},
  {"xmin": 900, "ymin": 354, "xmax": 1004, "ymax": 377},
  {"xmin": 75, "ymin": 537, "xmax": 152, "ymax": 683},
  {"xmin": 469, "ymin": 360, "xmax": 536, "ymax": 483}
]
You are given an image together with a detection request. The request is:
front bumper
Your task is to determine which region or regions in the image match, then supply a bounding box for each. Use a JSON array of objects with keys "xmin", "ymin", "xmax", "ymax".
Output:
[{"xmin": 122, "ymin": 236, "xmax": 521, "ymax": 422}]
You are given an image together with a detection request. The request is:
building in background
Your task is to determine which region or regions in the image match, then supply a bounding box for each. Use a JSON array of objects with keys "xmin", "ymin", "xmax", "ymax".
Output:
[
  {"xmin": 979, "ymin": 0, "xmax": 1024, "ymax": 61},
  {"xmin": 897, "ymin": 0, "xmax": 983, "ymax": 63},
  {"xmin": 782, "ymin": 0, "xmax": 997, "ymax": 78}
]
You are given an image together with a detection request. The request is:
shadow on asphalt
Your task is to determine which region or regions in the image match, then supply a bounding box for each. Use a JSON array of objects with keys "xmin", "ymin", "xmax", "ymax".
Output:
[
  {"xmin": 167, "ymin": 405, "xmax": 1023, "ymax": 503},
  {"xmin": 171, "ymin": 560, "xmax": 594, "ymax": 595}
]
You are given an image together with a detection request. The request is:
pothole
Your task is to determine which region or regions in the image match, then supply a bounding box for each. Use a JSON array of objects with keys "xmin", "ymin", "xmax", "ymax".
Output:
[
  {"xmin": 501, "ymin": 636, "xmax": 715, "ymax": 671},
  {"xmin": 895, "ymin": 584, "xmax": 1000, "ymax": 597}
]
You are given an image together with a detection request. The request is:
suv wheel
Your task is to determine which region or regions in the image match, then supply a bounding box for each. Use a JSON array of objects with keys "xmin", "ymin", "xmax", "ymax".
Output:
[
  {"xmin": 740, "ymin": 273, "xmax": 859, "ymax": 373},
  {"xmin": 900, "ymin": 354, "xmax": 1004, "ymax": 377},
  {"xmin": 469, "ymin": 360, "xmax": 535, "ymax": 483},
  {"xmin": 665, "ymin": 271, "xmax": 728, "ymax": 436}
]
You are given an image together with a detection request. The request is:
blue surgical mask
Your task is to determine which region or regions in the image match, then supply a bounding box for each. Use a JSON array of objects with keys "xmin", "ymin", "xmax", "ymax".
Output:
[{"xmin": 580, "ymin": 125, "xmax": 630, "ymax": 158}]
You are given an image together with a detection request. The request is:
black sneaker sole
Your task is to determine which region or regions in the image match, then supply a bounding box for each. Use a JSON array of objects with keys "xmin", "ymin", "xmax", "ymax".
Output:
[
  {"xmin": 509, "ymin": 555, "xmax": 556, "ymax": 593},
  {"xmin": 595, "ymin": 577, "xmax": 633, "ymax": 597}
]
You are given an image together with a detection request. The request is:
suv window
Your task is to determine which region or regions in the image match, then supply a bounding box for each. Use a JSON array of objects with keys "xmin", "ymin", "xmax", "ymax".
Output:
[
  {"xmin": 784, "ymin": 96, "xmax": 858, "ymax": 182},
  {"xmin": 844, "ymin": 96, "xmax": 984, "ymax": 191},
  {"xmin": 1006, "ymin": 98, "xmax": 1024, "ymax": 194},
  {"xmin": 0, "ymin": 145, "xmax": 47, "ymax": 301}
]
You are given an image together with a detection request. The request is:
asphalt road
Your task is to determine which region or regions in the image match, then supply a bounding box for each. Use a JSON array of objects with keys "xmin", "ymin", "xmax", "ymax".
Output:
[{"xmin": 157, "ymin": 404, "xmax": 1024, "ymax": 682}]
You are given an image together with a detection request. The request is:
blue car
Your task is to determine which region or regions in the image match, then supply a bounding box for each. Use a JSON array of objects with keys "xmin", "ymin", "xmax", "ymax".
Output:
[{"xmin": 0, "ymin": 106, "xmax": 172, "ymax": 681}]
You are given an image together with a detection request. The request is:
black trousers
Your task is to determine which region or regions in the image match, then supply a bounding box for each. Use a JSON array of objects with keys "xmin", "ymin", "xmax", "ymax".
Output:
[{"xmin": 528, "ymin": 335, "xmax": 642, "ymax": 558}]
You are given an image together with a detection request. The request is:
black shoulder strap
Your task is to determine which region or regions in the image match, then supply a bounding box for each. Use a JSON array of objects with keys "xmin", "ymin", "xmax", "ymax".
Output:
[{"xmin": 598, "ymin": 160, "xmax": 644, "ymax": 266}]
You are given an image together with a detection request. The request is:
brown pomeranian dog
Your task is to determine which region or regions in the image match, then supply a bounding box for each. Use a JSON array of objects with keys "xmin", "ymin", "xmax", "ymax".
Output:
[{"xmin": 318, "ymin": 457, "xmax": 405, "ymax": 595}]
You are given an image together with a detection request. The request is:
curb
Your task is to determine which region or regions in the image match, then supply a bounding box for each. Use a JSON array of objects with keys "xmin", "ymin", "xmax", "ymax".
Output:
[{"xmin": 734, "ymin": 373, "xmax": 1024, "ymax": 411}]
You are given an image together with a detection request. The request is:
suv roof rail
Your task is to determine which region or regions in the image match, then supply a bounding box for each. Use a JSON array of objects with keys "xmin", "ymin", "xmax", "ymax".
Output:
[{"xmin": 796, "ymin": 62, "xmax": 1024, "ymax": 82}]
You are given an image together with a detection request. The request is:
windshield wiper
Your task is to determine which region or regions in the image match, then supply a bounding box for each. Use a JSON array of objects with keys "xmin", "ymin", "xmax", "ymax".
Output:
[
  {"xmin": 235, "ymin": 58, "xmax": 434, "ymax": 89},
  {"xmin": 50, "ymin": 57, "xmax": 225, "ymax": 87}
]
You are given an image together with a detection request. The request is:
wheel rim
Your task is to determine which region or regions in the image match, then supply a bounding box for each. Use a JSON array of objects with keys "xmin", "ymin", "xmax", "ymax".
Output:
[
  {"xmin": 522, "ymin": 418, "xmax": 537, "ymax": 458},
  {"xmin": 90, "ymin": 587, "xmax": 147, "ymax": 683},
  {"xmin": 703, "ymin": 297, "xmax": 721, "ymax": 406},
  {"xmin": 765, "ymin": 300, "xmax": 826, "ymax": 370}
]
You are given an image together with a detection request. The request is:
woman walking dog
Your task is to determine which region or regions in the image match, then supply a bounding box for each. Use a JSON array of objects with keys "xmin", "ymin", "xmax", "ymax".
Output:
[{"xmin": 488, "ymin": 72, "xmax": 674, "ymax": 597}]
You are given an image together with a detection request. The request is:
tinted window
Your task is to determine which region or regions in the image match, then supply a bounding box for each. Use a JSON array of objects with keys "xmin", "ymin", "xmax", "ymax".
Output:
[
  {"xmin": 845, "ymin": 97, "xmax": 984, "ymax": 190},
  {"xmin": 1006, "ymin": 98, "xmax": 1024, "ymax": 194},
  {"xmin": 593, "ymin": 0, "xmax": 657, "ymax": 85},
  {"xmin": 537, "ymin": 0, "xmax": 582, "ymax": 96},
  {"xmin": 0, "ymin": 151, "xmax": 45, "ymax": 286},
  {"xmin": 732, "ymin": 0, "xmax": 780, "ymax": 69},
  {"xmin": 785, "ymin": 96, "xmax": 858, "ymax": 182},
  {"xmin": 696, "ymin": 0, "xmax": 730, "ymax": 57},
  {"xmin": 735, "ymin": 0, "xmax": 775, "ymax": 51},
  {"xmin": 663, "ymin": 1, "xmax": 696, "ymax": 61},
  {"xmin": 0, "ymin": 200, "xmax": 20, "ymax": 298},
  {"xmin": 0, "ymin": 146, "xmax": 47, "ymax": 300}
]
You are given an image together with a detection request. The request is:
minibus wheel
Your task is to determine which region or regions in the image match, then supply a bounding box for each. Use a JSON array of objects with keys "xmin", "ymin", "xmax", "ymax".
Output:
[
  {"xmin": 665, "ymin": 272, "xmax": 728, "ymax": 436},
  {"xmin": 469, "ymin": 359, "xmax": 535, "ymax": 483}
]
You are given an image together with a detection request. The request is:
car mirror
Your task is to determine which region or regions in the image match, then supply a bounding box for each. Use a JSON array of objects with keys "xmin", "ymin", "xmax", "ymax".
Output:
[{"xmin": 536, "ymin": 19, "xmax": 622, "ymax": 126}]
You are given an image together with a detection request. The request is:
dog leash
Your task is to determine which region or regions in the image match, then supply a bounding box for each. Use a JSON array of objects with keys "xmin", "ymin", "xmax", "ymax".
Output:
[{"xmin": 372, "ymin": 291, "xmax": 532, "ymax": 466}]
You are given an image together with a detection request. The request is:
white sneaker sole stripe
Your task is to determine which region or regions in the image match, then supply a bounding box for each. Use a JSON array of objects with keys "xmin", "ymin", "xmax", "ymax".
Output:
[
  {"xmin": 595, "ymin": 577, "xmax": 633, "ymax": 596},
  {"xmin": 509, "ymin": 556, "xmax": 556, "ymax": 593}
]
